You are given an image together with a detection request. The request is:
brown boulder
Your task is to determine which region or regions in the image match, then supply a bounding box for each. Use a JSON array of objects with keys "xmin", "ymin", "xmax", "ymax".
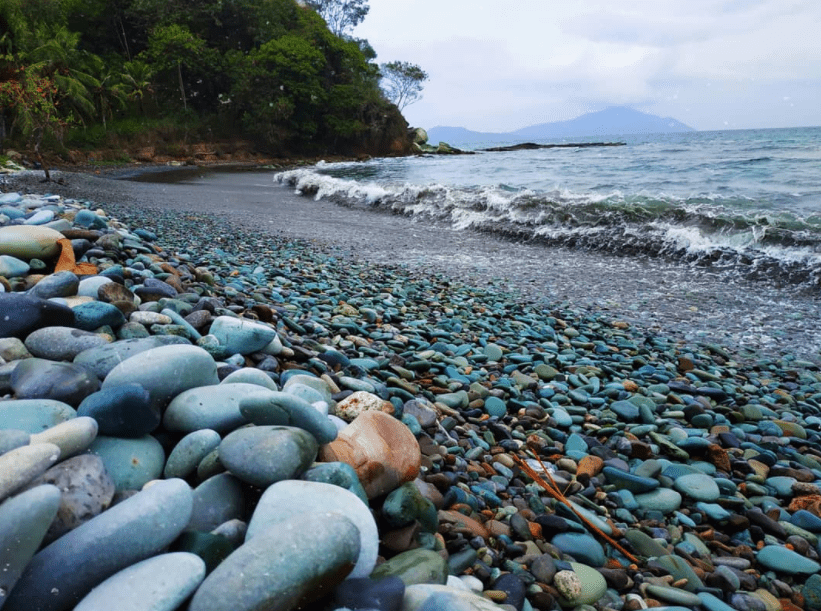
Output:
[{"xmin": 319, "ymin": 410, "xmax": 420, "ymax": 499}]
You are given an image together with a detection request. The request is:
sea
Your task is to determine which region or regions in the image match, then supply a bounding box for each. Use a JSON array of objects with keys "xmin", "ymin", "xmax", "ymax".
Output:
[{"xmin": 273, "ymin": 126, "xmax": 821, "ymax": 362}]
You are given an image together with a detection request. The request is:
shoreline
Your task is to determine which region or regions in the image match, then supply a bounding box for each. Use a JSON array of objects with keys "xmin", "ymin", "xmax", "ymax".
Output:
[
  {"xmin": 6, "ymin": 167, "xmax": 821, "ymax": 366},
  {"xmin": 2, "ymin": 170, "xmax": 821, "ymax": 610}
]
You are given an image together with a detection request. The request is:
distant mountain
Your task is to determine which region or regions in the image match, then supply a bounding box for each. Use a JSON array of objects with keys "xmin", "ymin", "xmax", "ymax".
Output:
[{"xmin": 427, "ymin": 106, "xmax": 695, "ymax": 147}]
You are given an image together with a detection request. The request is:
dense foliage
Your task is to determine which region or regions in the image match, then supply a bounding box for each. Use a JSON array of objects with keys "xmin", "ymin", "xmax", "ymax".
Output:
[{"xmin": 0, "ymin": 0, "xmax": 410, "ymax": 158}]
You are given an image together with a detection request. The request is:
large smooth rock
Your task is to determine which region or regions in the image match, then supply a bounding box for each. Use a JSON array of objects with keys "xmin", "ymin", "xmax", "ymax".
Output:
[
  {"xmin": 0, "ymin": 224, "xmax": 62, "ymax": 259},
  {"xmin": 29, "ymin": 416, "xmax": 98, "ymax": 458},
  {"xmin": 247, "ymin": 480, "xmax": 378, "ymax": 579},
  {"xmin": 189, "ymin": 473, "xmax": 245, "ymax": 532},
  {"xmin": 239, "ymin": 391, "xmax": 338, "ymax": 444},
  {"xmin": 72, "ymin": 301, "xmax": 126, "ymax": 331},
  {"xmin": 556, "ymin": 562, "xmax": 608, "ymax": 607},
  {"xmin": 219, "ymin": 426, "xmax": 317, "ymax": 488},
  {"xmin": 164, "ymin": 383, "xmax": 271, "ymax": 434},
  {"xmin": 27, "ymin": 271, "xmax": 79, "ymax": 299},
  {"xmin": 164, "ymin": 429, "xmax": 221, "ymax": 479},
  {"xmin": 25, "ymin": 453, "xmax": 115, "ymax": 543},
  {"xmin": 673, "ymin": 472, "xmax": 721, "ymax": 502},
  {"xmin": 78, "ymin": 384, "xmax": 159, "ymax": 438},
  {"xmin": 551, "ymin": 532, "xmax": 606, "ymax": 567},
  {"xmin": 319, "ymin": 410, "xmax": 421, "ymax": 499},
  {"xmin": 11, "ymin": 358, "xmax": 100, "ymax": 406},
  {"xmin": 0, "ymin": 443, "xmax": 61, "ymax": 502},
  {"xmin": 73, "ymin": 336, "xmax": 191, "ymax": 380},
  {"xmin": 208, "ymin": 316, "xmax": 278, "ymax": 355},
  {"xmin": 102, "ymin": 345, "xmax": 218, "ymax": 411},
  {"xmin": 757, "ymin": 544, "xmax": 821, "ymax": 575},
  {"xmin": 0, "ymin": 485, "xmax": 61, "ymax": 603},
  {"xmin": 86, "ymin": 435, "xmax": 165, "ymax": 492},
  {"xmin": 24, "ymin": 326, "xmax": 111, "ymax": 361},
  {"xmin": 0, "ymin": 293, "xmax": 75, "ymax": 339},
  {"xmin": 74, "ymin": 552, "xmax": 205, "ymax": 611},
  {"xmin": 188, "ymin": 512, "xmax": 360, "ymax": 611},
  {"xmin": 0, "ymin": 399, "xmax": 76, "ymax": 433},
  {"xmin": 371, "ymin": 549, "xmax": 448, "ymax": 586},
  {"xmin": 4, "ymin": 478, "xmax": 193, "ymax": 611}
]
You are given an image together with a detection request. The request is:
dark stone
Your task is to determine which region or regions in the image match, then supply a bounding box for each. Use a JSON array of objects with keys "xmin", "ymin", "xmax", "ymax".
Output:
[
  {"xmin": 494, "ymin": 573, "xmax": 526, "ymax": 610},
  {"xmin": 11, "ymin": 358, "xmax": 100, "ymax": 406},
  {"xmin": 334, "ymin": 576, "xmax": 405, "ymax": 611},
  {"xmin": 77, "ymin": 383, "xmax": 159, "ymax": 437},
  {"xmin": 0, "ymin": 293, "xmax": 75, "ymax": 339},
  {"xmin": 533, "ymin": 514, "xmax": 571, "ymax": 537},
  {"xmin": 745, "ymin": 508, "xmax": 787, "ymax": 538},
  {"xmin": 530, "ymin": 553, "xmax": 557, "ymax": 584},
  {"xmin": 134, "ymin": 277, "xmax": 178, "ymax": 301},
  {"xmin": 172, "ymin": 531, "xmax": 235, "ymax": 574}
]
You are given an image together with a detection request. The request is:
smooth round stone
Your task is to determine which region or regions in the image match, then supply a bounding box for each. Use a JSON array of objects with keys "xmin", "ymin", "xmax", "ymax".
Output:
[
  {"xmin": 483, "ymin": 343, "xmax": 504, "ymax": 361},
  {"xmin": 556, "ymin": 563, "xmax": 608, "ymax": 607},
  {"xmin": 78, "ymin": 384, "xmax": 159, "ymax": 437},
  {"xmin": 189, "ymin": 473, "xmax": 245, "ymax": 532},
  {"xmin": 74, "ymin": 552, "xmax": 205, "ymax": 611},
  {"xmin": 11, "ymin": 358, "xmax": 100, "ymax": 406},
  {"xmin": 77, "ymin": 276, "xmax": 113, "ymax": 298},
  {"xmin": 383, "ymin": 482, "xmax": 437, "ymax": 532},
  {"xmin": 0, "ymin": 429, "xmax": 30, "ymax": 455},
  {"xmin": 0, "ymin": 224, "xmax": 62, "ymax": 259},
  {"xmin": 208, "ymin": 316, "xmax": 277, "ymax": 355},
  {"xmin": 164, "ymin": 429, "xmax": 222, "ymax": 479},
  {"xmin": 404, "ymin": 585, "xmax": 503, "ymax": 611},
  {"xmin": 72, "ymin": 301, "xmax": 126, "ymax": 331},
  {"xmin": 624, "ymin": 529, "xmax": 671, "ymax": 557},
  {"xmin": 87, "ymin": 435, "xmax": 165, "ymax": 491},
  {"xmin": 673, "ymin": 472, "xmax": 721, "ymax": 502},
  {"xmin": 652, "ymin": 555, "xmax": 704, "ymax": 591},
  {"xmin": 646, "ymin": 584, "xmax": 702, "ymax": 606},
  {"xmin": 551, "ymin": 532, "xmax": 606, "ymax": 567},
  {"xmin": 551, "ymin": 408, "xmax": 573, "ymax": 427},
  {"xmin": 0, "ymin": 293, "xmax": 75, "ymax": 338},
  {"xmin": 756, "ymin": 544, "xmax": 821, "ymax": 575},
  {"xmin": 334, "ymin": 576, "xmax": 405, "ymax": 611},
  {"xmin": 189, "ymin": 512, "xmax": 360, "ymax": 611},
  {"xmin": 73, "ymin": 209, "xmax": 107, "ymax": 229},
  {"xmin": 102, "ymin": 344, "xmax": 218, "ymax": 410},
  {"xmin": 283, "ymin": 382, "xmax": 326, "ymax": 405},
  {"xmin": 602, "ymin": 466, "xmax": 659, "ymax": 493},
  {"xmin": 24, "ymin": 326, "xmax": 111, "ymax": 361},
  {"xmin": 27, "ymin": 454, "xmax": 115, "ymax": 543},
  {"xmin": 219, "ymin": 426, "xmax": 318, "ymax": 488},
  {"xmin": 301, "ymin": 461, "xmax": 369, "ymax": 505},
  {"xmin": 164, "ymin": 383, "xmax": 273, "ymax": 434},
  {"xmin": 239, "ymin": 391, "xmax": 338, "ymax": 444},
  {"xmin": 634, "ymin": 488, "xmax": 683, "ymax": 514},
  {"xmin": 484, "ymin": 396, "xmax": 507, "ymax": 417},
  {"xmin": 3, "ymin": 478, "xmax": 193, "ymax": 611},
  {"xmin": 247, "ymin": 479, "xmax": 378, "ymax": 578},
  {"xmin": 609, "ymin": 400, "xmax": 640, "ymax": 421},
  {"xmin": 0, "ymin": 399, "xmax": 76, "ymax": 433},
  {"xmin": 73, "ymin": 336, "xmax": 191, "ymax": 379},
  {"xmin": 97, "ymin": 281, "xmax": 136, "ymax": 304},
  {"xmin": 24, "ymin": 209, "xmax": 55, "ymax": 225},
  {"xmin": 28, "ymin": 270, "xmax": 79, "ymax": 299},
  {"xmin": 371, "ymin": 548, "xmax": 449, "ymax": 586},
  {"xmin": 133, "ymin": 277, "xmax": 178, "ymax": 301},
  {"xmin": 0, "ymin": 484, "xmax": 61, "ymax": 602},
  {"xmin": 802, "ymin": 574, "xmax": 821, "ymax": 610},
  {"xmin": 30, "ymin": 416, "xmax": 98, "ymax": 458},
  {"xmin": 220, "ymin": 367, "xmax": 278, "ymax": 390},
  {"xmin": 0, "ymin": 442, "xmax": 61, "ymax": 502},
  {"xmin": 0, "ymin": 254, "xmax": 29, "ymax": 277},
  {"xmin": 282, "ymin": 374, "xmax": 333, "ymax": 403},
  {"xmin": 765, "ymin": 476, "xmax": 797, "ymax": 497},
  {"xmin": 790, "ymin": 509, "xmax": 821, "ymax": 533}
]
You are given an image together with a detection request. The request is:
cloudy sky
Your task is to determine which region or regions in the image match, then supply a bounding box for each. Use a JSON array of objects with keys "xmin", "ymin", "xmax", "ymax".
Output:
[{"xmin": 353, "ymin": 0, "xmax": 821, "ymax": 132}]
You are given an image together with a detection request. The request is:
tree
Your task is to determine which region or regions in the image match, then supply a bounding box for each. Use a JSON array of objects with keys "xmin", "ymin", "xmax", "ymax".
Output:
[
  {"xmin": 304, "ymin": 0, "xmax": 368, "ymax": 37},
  {"xmin": 380, "ymin": 60, "xmax": 427, "ymax": 110}
]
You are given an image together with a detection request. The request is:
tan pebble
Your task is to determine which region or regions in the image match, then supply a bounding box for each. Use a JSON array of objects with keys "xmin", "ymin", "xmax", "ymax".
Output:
[{"xmin": 483, "ymin": 590, "xmax": 507, "ymax": 603}]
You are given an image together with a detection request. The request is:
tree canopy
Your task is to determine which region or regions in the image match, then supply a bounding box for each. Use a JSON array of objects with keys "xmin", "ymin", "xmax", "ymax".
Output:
[
  {"xmin": 380, "ymin": 61, "xmax": 428, "ymax": 110},
  {"xmin": 0, "ymin": 0, "xmax": 418, "ymax": 159}
]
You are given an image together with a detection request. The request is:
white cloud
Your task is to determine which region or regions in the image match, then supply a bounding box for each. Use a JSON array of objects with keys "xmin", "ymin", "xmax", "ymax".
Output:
[{"xmin": 355, "ymin": 0, "xmax": 821, "ymax": 131}]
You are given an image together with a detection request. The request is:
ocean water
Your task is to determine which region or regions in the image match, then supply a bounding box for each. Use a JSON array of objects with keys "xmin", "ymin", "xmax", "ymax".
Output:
[{"xmin": 276, "ymin": 127, "xmax": 821, "ymax": 288}]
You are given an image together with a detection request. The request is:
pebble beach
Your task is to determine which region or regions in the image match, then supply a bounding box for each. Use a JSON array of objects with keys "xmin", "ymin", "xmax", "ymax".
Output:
[{"xmin": 2, "ymin": 168, "xmax": 821, "ymax": 611}]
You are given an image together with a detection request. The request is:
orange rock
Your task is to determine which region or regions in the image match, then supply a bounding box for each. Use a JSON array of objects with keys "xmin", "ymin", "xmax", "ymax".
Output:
[
  {"xmin": 577, "ymin": 455, "xmax": 604, "ymax": 478},
  {"xmin": 706, "ymin": 444, "xmax": 731, "ymax": 473},
  {"xmin": 438, "ymin": 509, "xmax": 490, "ymax": 539},
  {"xmin": 788, "ymin": 494, "xmax": 821, "ymax": 516},
  {"xmin": 622, "ymin": 380, "xmax": 639, "ymax": 392},
  {"xmin": 319, "ymin": 410, "xmax": 421, "ymax": 499}
]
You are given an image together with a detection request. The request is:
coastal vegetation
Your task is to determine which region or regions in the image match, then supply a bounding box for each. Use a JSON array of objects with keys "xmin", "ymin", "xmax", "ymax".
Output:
[{"xmin": 0, "ymin": 0, "xmax": 418, "ymax": 167}]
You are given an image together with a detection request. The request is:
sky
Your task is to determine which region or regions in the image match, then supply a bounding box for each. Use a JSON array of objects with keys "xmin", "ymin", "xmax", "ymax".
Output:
[{"xmin": 352, "ymin": 0, "xmax": 821, "ymax": 132}]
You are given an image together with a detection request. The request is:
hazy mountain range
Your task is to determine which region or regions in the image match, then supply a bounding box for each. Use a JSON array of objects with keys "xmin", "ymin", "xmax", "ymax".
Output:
[{"xmin": 427, "ymin": 106, "xmax": 695, "ymax": 146}]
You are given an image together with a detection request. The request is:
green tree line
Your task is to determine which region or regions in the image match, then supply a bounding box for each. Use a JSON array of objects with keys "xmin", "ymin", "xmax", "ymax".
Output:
[{"xmin": 0, "ymin": 0, "xmax": 412, "ymax": 160}]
